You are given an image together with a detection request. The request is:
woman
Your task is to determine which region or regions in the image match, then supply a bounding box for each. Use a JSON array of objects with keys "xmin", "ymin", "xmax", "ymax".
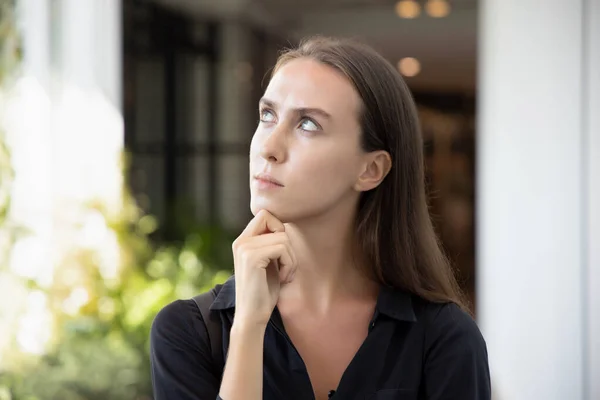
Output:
[{"xmin": 150, "ymin": 36, "xmax": 490, "ymax": 400}]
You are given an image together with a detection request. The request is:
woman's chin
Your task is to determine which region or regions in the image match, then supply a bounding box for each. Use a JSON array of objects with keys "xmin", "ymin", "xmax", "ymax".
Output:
[
  {"xmin": 250, "ymin": 199, "xmax": 291, "ymax": 222},
  {"xmin": 250, "ymin": 198, "xmax": 276, "ymax": 217}
]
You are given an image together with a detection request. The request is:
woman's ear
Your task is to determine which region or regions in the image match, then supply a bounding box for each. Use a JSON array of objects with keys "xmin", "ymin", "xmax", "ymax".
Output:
[{"xmin": 354, "ymin": 150, "xmax": 392, "ymax": 192}]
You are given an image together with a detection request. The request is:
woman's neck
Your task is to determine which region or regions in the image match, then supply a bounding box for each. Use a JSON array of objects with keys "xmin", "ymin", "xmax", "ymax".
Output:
[{"xmin": 280, "ymin": 208, "xmax": 378, "ymax": 314}]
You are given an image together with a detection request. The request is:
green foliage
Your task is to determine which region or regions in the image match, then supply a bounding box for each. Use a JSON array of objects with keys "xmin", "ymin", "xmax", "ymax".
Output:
[
  {"xmin": 0, "ymin": 190, "xmax": 234, "ymax": 400},
  {"xmin": 0, "ymin": 0, "xmax": 22, "ymax": 86}
]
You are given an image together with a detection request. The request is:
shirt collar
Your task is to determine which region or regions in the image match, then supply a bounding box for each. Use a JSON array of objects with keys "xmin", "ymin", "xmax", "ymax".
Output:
[
  {"xmin": 376, "ymin": 285, "xmax": 417, "ymax": 322},
  {"xmin": 209, "ymin": 275, "xmax": 417, "ymax": 323}
]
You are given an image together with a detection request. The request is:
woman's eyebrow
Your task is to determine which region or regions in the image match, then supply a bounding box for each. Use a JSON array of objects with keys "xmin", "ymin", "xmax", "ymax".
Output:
[{"xmin": 259, "ymin": 97, "xmax": 332, "ymax": 120}]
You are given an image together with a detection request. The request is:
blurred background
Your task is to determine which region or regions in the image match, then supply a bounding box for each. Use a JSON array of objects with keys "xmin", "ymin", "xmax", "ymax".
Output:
[{"xmin": 0, "ymin": 0, "xmax": 598, "ymax": 399}]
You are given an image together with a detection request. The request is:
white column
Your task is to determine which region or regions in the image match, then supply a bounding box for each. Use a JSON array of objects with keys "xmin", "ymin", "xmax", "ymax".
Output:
[
  {"xmin": 59, "ymin": 0, "xmax": 122, "ymax": 108},
  {"xmin": 54, "ymin": 0, "xmax": 124, "ymax": 211},
  {"xmin": 584, "ymin": 0, "xmax": 600, "ymax": 397},
  {"xmin": 477, "ymin": 0, "xmax": 599, "ymax": 399}
]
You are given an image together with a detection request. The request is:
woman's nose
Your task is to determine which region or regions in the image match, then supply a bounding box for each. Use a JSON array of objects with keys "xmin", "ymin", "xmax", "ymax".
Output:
[{"xmin": 259, "ymin": 127, "xmax": 287, "ymax": 163}]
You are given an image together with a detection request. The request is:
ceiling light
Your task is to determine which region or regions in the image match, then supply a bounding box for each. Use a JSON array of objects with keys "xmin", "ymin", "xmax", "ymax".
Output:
[
  {"xmin": 398, "ymin": 57, "xmax": 421, "ymax": 77},
  {"xmin": 395, "ymin": 0, "xmax": 421, "ymax": 19},
  {"xmin": 426, "ymin": 0, "xmax": 451, "ymax": 18}
]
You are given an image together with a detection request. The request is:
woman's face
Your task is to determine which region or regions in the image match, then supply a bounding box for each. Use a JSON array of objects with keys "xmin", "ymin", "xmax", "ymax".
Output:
[{"xmin": 249, "ymin": 57, "xmax": 368, "ymax": 222}]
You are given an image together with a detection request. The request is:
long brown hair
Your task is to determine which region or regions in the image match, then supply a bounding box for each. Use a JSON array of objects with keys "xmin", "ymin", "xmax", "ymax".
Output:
[{"xmin": 273, "ymin": 36, "xmax": 469, "ymax": 312}]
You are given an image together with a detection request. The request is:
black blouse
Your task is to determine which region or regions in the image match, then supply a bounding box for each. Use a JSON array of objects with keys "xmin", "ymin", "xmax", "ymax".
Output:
[{"xmin": 150, "ymin": 276, "xmax": 491, "ymax": 400}]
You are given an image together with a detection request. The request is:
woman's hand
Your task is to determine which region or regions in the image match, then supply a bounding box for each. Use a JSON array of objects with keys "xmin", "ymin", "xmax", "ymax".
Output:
[
  {"xmin": 220, "ymin": 209, "xmax": 296, "ymax": 400},
  {"xmin": 231, "ymin": 209, "xmax": 298, "ymax": 327}
]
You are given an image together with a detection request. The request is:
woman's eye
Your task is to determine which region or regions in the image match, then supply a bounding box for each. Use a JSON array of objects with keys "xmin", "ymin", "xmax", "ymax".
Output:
[
  {"xmin": 260, "ymin": 109, "xmax": 275, "ymax": 122},
  {"xmin": 300, "ymin": 118, "xmax": 319, "ymax": 132}
]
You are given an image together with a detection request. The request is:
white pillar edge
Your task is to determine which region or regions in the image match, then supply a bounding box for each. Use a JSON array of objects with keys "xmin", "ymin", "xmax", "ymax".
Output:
[{"xmin": 584, "ymin": 0, "xmax": 600, "ymax": 397}]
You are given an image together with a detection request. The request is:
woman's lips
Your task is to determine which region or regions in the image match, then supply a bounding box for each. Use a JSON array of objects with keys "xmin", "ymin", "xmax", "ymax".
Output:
[
  {"xmin": 254, "ymin": 173, "xmax": 284, "ymax": 189},
  {"xmin": 254, "ymin": 173, "xmax": 283, "ymax": 186}
]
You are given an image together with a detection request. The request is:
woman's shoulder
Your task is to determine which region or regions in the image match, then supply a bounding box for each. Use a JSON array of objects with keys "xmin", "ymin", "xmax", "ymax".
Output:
[
  {"xmin": 150, "ymin": 290, "xmax": 226, "ymax": 398},
  {"xmin": 151, "ymin": 297, "xmax": 206, "ymax": 341},
  {"xmin": 151, "ymin": 277, "xmax": 234, "ymax": 337},
  {"xmin": 419, "ymin": 298, "xmax": 479, "ymax": 329},
  {"xmin": 411, "ymin": 296, "xmax": 488, "ymax": 355}
]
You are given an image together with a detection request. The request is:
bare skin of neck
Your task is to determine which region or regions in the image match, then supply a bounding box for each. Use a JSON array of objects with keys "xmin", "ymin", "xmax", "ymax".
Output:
[{"xmin": 277, "ymin": 197, "xmax": 379, "ymax": 315}]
